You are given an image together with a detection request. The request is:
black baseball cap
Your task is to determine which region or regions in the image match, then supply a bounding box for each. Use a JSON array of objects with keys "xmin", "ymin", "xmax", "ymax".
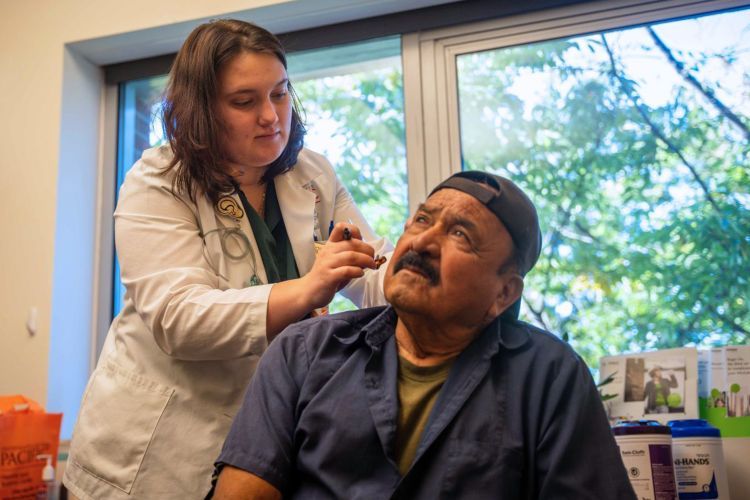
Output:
[{"xmin": 429, "ymin": 170, "xmax": 542, "ymax": 277}]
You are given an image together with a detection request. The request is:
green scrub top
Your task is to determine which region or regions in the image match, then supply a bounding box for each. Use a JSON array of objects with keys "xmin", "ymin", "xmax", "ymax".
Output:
[{"xmin": 237, "ymin": 183, "xmax": 299, "ymax": 284}]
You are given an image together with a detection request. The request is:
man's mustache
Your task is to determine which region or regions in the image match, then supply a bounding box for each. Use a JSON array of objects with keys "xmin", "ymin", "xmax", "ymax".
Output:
[{"xmin": 393, "ymin": 250, "xmax": 439, "ymax": 285}]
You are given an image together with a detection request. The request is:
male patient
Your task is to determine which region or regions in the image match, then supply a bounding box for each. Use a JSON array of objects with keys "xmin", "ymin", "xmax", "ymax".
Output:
[{"xmin": 210, "ymin": 171, "xmax": 636, "ymax": 499}]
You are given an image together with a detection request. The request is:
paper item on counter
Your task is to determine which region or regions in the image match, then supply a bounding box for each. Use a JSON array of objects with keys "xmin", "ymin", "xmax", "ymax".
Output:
[
  {"xmin": 599, "ymin": 347, "xmax": 698, "ymax": 425},
  {"xmin": 708, "ymin": 347, "xmax": 728, "ymax": 410},
  {"xmin": 697, "ymin": 348, "xmax": 711, "ymax": 399},
  {"xmin": 724, "ymin": 345, "xmax": 750, "ymax": 418}
]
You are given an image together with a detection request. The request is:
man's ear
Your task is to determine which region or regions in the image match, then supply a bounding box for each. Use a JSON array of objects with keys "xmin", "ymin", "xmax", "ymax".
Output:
[{"xmin": 487, "ymin": 273, "xmax": 524, "ymax": 320}]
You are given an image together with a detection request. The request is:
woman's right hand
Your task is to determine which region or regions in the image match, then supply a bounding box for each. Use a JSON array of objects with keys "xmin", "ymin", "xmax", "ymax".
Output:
[
  {"xmin": 265, "ymin": 223, "xmax": 377, "ymax": 341},
  {"xmin": 301, "ymin": 223, "xmax": 377, "ymax": 308}
]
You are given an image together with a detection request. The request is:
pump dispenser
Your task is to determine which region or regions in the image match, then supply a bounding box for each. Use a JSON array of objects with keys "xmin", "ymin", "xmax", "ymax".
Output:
[{"xmin": 35, "ymin": 454, "xmax": 58, "ymax": 500}]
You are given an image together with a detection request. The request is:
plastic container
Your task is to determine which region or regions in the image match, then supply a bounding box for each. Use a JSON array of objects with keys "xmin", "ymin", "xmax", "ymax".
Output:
[
  {"xmin": 668, "ymin": 419, "xmax": 730, "ymax": 500},
  {"xmin": 613, "ymin": 420, "xmax": 678, "ymax": 500}
]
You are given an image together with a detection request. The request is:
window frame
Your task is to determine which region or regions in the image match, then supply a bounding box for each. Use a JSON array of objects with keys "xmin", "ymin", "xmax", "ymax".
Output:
[
  {"xmin": 93, "ymin": 84, "xmax": 119, "ymax": 365},
  {"xmin": 403, "ymin": 0, "xmax": 750, "ymax": 196}
]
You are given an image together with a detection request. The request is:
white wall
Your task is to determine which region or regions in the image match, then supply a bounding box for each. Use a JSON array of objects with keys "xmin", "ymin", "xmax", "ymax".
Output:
[{"xmin": 0, "ymin": 0, "xmax": 456, "ymax": 437}]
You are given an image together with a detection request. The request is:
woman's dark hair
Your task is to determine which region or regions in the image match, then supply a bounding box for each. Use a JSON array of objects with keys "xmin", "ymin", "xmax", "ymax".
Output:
[{"xmin": 162, "ymin": 19, "xmax": 305, "ymax": 203}]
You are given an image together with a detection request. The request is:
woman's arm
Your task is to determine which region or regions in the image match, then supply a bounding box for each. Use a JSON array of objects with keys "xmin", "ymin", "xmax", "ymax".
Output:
[{"xmin": 116, "ymin": 152, "xmax": 275, "ymax": 361}]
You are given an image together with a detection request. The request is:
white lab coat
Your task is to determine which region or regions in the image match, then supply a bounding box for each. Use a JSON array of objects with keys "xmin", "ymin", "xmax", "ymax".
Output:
[{"xmin": 63, "ymin": 146, "xmax": 392, "ymax": 500}]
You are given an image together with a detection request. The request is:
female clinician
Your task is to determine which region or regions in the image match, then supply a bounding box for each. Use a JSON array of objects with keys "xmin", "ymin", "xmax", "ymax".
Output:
[{"xmin": 63, "ymin": 19, "xmax": 391, "ymax": 500}]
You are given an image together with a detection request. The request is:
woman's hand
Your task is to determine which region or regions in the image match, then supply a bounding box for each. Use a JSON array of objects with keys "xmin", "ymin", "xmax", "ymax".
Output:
[
  {"xmin": 301, "ymin": 223, "xmax": 377, "ymax": 308},
  {"xmin": 265, "ymin": 223, "xmax": 376, "ymax": 341}
]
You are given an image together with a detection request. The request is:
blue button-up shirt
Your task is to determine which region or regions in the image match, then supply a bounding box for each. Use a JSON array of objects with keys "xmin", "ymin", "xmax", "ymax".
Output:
[{"xmin": 214, "ymin": 306, "xmax": 635, "ymax": 499}]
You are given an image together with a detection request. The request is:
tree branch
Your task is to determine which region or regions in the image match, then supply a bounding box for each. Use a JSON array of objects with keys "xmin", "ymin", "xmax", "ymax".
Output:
[
  {"xmin": 522, "ymin": 295, "xmax": 550, "ymax": 330},
  {"xmin": 601, "ymin": 34, "xmax": 724, "ymax": 216},
  {"xmin": 573, "ymin": 221, "xmax": 601, "ymax": 244},
  {"xmin": 718, "ymin": 313, "xmax": 750, "ymax": 337},
  {"xmin": 647, "ymin": 26, "xmax": 750, "ymax": 142}
]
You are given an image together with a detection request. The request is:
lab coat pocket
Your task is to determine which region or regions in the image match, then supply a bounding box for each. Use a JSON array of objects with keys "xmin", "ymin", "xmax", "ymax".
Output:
[{"xmin": 70, "ymin": 359, "xmax": 174, "ymax": 493}]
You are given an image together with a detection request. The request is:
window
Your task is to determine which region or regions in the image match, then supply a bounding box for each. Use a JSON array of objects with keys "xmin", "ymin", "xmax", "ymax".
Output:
[
  {"xmin": 415, "ymin": 4, "xmax": 750, "ymax": 367},
  {"xmin": 114, "ymin": 75, "xmax": 168, "ymax": 314},
  {"xmin": 288, "ymin": 37, "xmax": 407, "ymax": 247}
]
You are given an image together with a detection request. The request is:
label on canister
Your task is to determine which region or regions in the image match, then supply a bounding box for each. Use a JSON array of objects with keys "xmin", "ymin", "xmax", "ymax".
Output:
[
  {"xmin": 669, "ymin": 419, "xmax": 730, "ymax": 500},
  {"xmin": 614, "ymin": 420, "xmax": 678, "ymax": 500}
]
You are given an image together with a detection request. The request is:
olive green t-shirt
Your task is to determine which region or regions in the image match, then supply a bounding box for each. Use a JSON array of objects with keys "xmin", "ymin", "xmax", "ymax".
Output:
[{"xmin": 394, "ymin": 355, "xmax": 454, "ymax": 476}]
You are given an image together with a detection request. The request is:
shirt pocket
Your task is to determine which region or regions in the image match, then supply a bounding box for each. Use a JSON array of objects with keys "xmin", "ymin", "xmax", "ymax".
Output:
[
  {"xmin": 70, "ymin": 359, "xmax": 174, "ymax": 493},
  {"xmin": 440, "ymin": 438, "xmax": 523, "ymax": 499}
]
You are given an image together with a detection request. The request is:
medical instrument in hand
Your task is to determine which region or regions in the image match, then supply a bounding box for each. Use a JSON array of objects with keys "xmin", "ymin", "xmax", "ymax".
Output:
[{"xmin": 342, "ymin": 226, "xmax": 385, "ymax": 268}]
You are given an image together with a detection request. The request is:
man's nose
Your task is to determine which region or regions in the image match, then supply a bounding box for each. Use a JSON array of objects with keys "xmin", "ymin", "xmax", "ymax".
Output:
[{"xmin": 410, "ymin": 224, "xmax": 441, "ymax": 256}]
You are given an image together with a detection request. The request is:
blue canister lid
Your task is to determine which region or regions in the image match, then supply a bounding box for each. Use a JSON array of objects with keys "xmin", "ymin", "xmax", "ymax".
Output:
[
  {"xmin": 613, "ymin": 419, "xmax": 671, "ymax": 435},
  {"xmin": 668, "ymin": 419, "xmax": 721, "ymax": 438}
]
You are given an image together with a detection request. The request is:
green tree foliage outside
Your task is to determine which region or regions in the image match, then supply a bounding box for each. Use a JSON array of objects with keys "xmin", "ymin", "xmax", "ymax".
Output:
[
  {"xmin": 294, "ymin": 70, "xmax": 408, "ymax": 246},
  {"xmin": 457, "ymin": 13, "xmax": 750, "ymax": 367}
]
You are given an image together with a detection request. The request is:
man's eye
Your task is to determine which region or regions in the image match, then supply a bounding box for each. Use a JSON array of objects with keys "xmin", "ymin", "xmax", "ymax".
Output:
[
  {"xmin": 414, "ymin": 214, "xmax": 429, "ymax": 224},
  {"xmin": 452, "ymin": 228, "xmax": 469, "ymax": 241}
]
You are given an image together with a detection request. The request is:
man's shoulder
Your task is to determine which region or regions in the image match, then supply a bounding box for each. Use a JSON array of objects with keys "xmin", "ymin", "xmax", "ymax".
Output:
[
  {"xmin": 502, "ymin": 319, "xmax": 584, "ymax": 367},
  {"xmin": 277, "ymin": 306, "xmax": 391, "ymax": 351}
]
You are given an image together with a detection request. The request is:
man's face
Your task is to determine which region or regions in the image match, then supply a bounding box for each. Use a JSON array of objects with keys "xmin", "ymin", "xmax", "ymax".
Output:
[
  {"xmin": 651, "ymin": 369, "xmax": 662, "ymax": 380},
  {"xmin": 384, "ymin": 188, "xmax": 521, "ymax": 330}
]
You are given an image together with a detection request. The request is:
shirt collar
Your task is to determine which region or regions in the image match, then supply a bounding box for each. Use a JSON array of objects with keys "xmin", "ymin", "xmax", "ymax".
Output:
[
  {"xmin": 494, "ymin": 316, "xmax": 531, "ymax": 351},
  {"xmin": 362, "ymin": 306, "xmax": 399, "ymax": 347},
  {"xmin": 357, "ymin": 306, "xmax": 530, "ymax": 352}
]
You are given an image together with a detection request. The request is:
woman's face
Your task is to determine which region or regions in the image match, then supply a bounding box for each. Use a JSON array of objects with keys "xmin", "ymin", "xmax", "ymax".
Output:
[{"xmin": 215, "ymin": 51, "xmax": 292, "ymax": 172}]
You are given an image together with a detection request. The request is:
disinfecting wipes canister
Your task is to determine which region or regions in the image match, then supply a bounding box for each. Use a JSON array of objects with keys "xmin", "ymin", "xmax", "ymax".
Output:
[
  {"xmin": 614, "ymin": 420, "xmax": 678, "ymax": 500},
  {"xmin": 668, "ymin": 419, "xmax": 730, "ymax": 500}
]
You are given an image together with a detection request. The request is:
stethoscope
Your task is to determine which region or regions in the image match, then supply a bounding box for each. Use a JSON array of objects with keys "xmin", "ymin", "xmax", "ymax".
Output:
[{"xmin": 200, "ymin": 195, "xmax": 263, "ymax": 286}]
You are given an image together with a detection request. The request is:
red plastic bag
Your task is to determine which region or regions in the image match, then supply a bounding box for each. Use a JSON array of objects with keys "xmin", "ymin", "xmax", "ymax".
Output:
[{"xmin": 0, "ymin": 395, "xmax": 62, "ymax": 499}]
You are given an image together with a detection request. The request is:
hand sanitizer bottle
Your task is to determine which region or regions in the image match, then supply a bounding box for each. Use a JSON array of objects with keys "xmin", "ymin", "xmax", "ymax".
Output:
[{"xmin": 35, "ymin": 454, "xmax": 58, "ymax": 500}]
